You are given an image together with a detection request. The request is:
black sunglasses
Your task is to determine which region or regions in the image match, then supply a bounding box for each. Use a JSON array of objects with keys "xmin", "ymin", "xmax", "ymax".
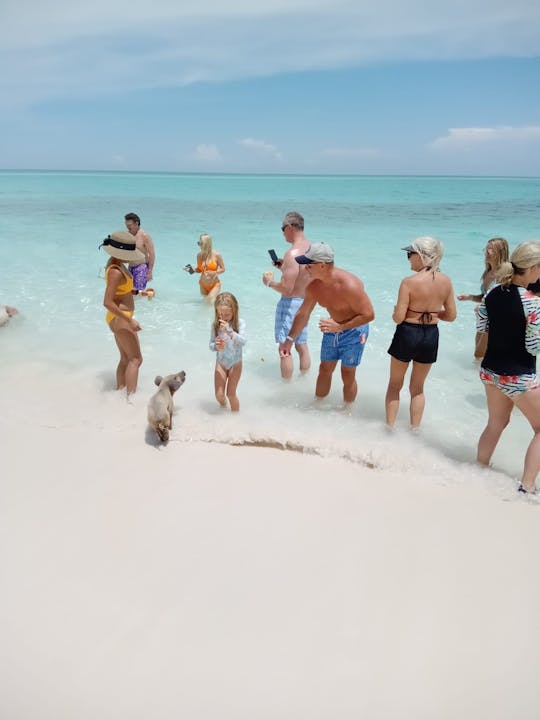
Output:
[
  {"xmin": 281, "ymin": 224, "xmax": 289, "ymax": 232},
  {"xmin": 407, "ymin": 251, "xmax": 417, "ymax": 259}
]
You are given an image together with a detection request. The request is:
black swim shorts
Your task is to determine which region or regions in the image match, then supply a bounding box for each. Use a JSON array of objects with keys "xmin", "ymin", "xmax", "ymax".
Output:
[{"xmin": 387, "ymin": 321, "xmax": 439, "ymax": 364}]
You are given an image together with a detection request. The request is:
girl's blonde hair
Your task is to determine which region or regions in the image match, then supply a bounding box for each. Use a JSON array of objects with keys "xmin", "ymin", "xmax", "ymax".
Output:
[
  {"xmin": 482, "ymin": 237, "xmax": 509, "ymax": 285},
  {"xmin": 411, "ymin": 236, "xmax": 443, "ymax": 273},
  {"xmin": 213, "ymin": 292, "xmax": 239, "ymax": 334},
  {"xmin": 199, "ymin": 233, "xmax": 213, "ymax": 258},
  {"xmin": 497, "ymin": 241, "xmax": 540, "ymax": 288}
]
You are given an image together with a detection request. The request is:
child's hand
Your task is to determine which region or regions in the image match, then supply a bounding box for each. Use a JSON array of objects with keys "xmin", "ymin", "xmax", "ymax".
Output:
[
  {"xmin": 215, "ymin": 336, "xmax": 226, "ymax": 351},
  {"xmin": 219, "ymin": 319, "xmax": 230, "ymax": 332}
]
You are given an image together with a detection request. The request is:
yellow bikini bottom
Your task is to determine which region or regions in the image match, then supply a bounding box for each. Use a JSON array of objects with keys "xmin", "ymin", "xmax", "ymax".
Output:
[{"xmin": 106, "ymin": 310, "xmax": 134, "ymax": 326}]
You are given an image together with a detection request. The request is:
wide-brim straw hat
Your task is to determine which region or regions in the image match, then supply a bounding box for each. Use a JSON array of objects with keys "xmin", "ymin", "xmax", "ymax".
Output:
[{"xmin": 100, "ymin": 231, "xmax": 146, "ymax": 263}]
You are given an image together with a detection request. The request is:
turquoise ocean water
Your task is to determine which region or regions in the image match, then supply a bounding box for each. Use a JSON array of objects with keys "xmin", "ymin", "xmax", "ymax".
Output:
[{"xmin": 2, "ymin": 171, "xmax": 540, "ymax": 492}]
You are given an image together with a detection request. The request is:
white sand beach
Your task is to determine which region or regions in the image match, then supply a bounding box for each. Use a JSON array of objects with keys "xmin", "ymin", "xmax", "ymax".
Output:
[{"xmin": 2, "ymin": 390, "xmax": 540, "ymax": 720}]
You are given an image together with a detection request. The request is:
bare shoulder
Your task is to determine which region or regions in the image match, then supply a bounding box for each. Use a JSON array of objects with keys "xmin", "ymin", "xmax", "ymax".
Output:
[
  {"xmin": 338, "ymin": 268, "xmax": 365, "ymax": 290},
  {"xmin": 435, "ymin": 271, "xmax": 454, "ymax": 290},
  {"xmin": 139, "ymin": 228, "xmax": 153, "ymax": 243}
]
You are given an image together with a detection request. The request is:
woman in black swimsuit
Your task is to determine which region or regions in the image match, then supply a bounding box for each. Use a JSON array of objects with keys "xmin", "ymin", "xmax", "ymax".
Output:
[{"xmin": 385, "ymin": 237, "xmax": 457, "ymax": 429}]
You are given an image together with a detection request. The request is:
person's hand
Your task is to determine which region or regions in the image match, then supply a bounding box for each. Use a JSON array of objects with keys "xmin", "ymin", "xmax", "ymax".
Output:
[
  {"xmin": 279, "ymin": 338, "xmax": 293, "ymax": 357},
  {"xmin": 263, "ymin": 271, "xmax": 274, "ymax": 287},
  {"xmin": 219, "ymin": 319, "xmax": 231, "ymax": 333},
  {"xmin": 215, "ymin": 336, "xmax": 226, "ymax": 351},
  {"xmin": 147, "ymin": 270, "xmax": 153, "ymax": 281},
  {"xmin": 319, "ymin": 317, "xmax": 341, "ymax": 333},
  {"xmin": 129, "ymin": 317, "xmax": 141, "ymax": 332},
  {"xmin": 457, "ymin": 294, "xmax": 469, "ymax": 301}
]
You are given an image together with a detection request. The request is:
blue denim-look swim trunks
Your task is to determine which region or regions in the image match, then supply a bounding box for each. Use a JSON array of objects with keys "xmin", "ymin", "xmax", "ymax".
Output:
[
  {"xmin": 275, "ymin": 297, "xmax": 308, "ymax": 344},
  {"xmin": 320, "ymin": 325, "xmax": 369, "ymax": 367}
]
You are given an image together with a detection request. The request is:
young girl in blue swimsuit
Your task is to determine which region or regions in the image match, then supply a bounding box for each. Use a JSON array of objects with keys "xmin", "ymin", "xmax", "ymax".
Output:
[{"xmin": 209, "ymin": 292, "xmax": 246, "ymax": 411}]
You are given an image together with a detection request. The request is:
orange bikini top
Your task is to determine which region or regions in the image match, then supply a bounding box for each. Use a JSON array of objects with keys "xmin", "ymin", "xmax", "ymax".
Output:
[{"xmin": 197, "ymin": 256, "xmax": 218, "ymax": 272}]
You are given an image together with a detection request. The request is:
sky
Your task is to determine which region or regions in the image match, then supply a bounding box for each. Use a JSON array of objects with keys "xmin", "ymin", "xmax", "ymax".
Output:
[{"xmin": 1, "ymin": 0, "xmax": 540, "ymax": 175}]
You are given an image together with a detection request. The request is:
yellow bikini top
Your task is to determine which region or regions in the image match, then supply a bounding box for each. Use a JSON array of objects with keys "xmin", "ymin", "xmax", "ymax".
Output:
[{"xmin": 105, "ymin": 264, "xmax": 133, "ymax": 295}]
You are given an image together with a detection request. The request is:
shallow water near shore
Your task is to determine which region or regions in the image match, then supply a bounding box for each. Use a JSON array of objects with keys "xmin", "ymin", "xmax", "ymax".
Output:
[{"xmin": 2, "ymin": 170, "xmax": 540, "ymax": 494}]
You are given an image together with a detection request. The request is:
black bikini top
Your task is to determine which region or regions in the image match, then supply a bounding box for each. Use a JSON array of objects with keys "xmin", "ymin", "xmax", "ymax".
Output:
[{"xmin": 408, "ymin": 308, "xmax": 439, "ymax": 324}]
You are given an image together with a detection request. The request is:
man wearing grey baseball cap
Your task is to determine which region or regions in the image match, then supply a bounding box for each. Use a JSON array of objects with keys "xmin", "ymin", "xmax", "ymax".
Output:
[{"xmin": 279, "ymin": 242, "xmax": 375, "ymax": 405}]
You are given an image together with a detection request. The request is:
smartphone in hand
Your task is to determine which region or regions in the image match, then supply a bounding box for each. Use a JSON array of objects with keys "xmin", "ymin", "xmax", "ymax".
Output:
[
  {"xmin": 268, "ymin": 249, "xmax": 281, "ymax": 267},
  {"xmin": 184, "ymin": 263, "xmax": 195, "ymax": 274}
]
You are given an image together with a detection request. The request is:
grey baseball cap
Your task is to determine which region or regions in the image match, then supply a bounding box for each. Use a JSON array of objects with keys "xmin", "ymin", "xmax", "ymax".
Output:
[{"xmin": 296, "ymin": 242, "xmax": 335, "ymax": 264}]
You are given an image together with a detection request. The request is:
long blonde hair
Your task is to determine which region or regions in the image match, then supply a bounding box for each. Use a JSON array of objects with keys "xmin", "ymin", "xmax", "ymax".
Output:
[
  {"xmin": 213, "ymin": 292, "xmax": 239, "ymax": 334},
  {"xmin": 497, "ymin": 241, "xmax": 540, "ymax": 288},
  {"xmin": 198, "ymin": 233, "xmax": 213, "ymax": 261},
  {"xmin": 482, "ymin": 237, "xmax": 509, "ymax": 286}
]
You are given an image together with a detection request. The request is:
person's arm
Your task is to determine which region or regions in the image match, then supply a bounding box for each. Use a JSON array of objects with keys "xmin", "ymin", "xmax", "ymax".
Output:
[
  {"xmin": 264, "ymin": 252, "xmax": 298, "ymax": 294},
  {"xmin": 215, "ymin": 252, "xmax": 225, "ymax": 275},
  {"xmin": 331, "ymin": 280, "xmax": 374, "ymax": 331},
  {"xmin": 392, "ymin": 280, "xmax": 410, "ymax": 324},
  {"xmin": 142, "ymin": 232, "xmax": 155, "ymax": 279},
  {"xmin": 438, "ymin": 281, "xmax": 457, "ymax": 322},
  {"xmin": 457, "ymin": 293, "xmax": 483, "ymax": 302},
  {"xmin": 475, "ymin": 296, "xmax": 489, "ymax": 333},
  {"xmin": 278, "ymin": 289, "xmax": 317, "ymax": 356},
  {"xmin": 209, "ymin": 324, "xmax": 217, "ymax": 351},
  {"xmin": 230, "ymin": 318, "xmax": 247, "ymax": 347},
  {"xmin": 103, "ymin": 267, "xmax": 140, "ymax": 329},
  {"xmin": 521, "ymin": 290, "xmax": 540, "ymax": 356}
]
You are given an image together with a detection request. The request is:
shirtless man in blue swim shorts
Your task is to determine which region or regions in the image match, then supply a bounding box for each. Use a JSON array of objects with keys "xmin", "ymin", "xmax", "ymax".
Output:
[
  {"xmin": 262, "ymin": 211, "xmax": 311, "ymax": 379},
  {"xmin": 279, "ymin": 243, "xmax": 375, "ymax": 405}
]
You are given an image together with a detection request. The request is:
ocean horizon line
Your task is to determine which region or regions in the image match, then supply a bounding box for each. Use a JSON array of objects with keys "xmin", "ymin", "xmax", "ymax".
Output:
[{"xmin": 1, "ymin": 168, "xmax": 539, "ymax": 180}]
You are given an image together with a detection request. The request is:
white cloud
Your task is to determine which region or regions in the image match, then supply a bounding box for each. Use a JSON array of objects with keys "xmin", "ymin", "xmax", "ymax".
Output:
[
  {"xmin": 238, "ymin": 138, "xmax": 283, "ymax": 161},
  {"xmin": 429, "ymin": 126, "xmax": 540, "ymax": 150},
  {"xmin": 1, "ymin": 1, "xmax": 540, "ymax": 108},
  {"xmin": 193, "ymin": 144, "xmax": 222, "ymax": 163}
]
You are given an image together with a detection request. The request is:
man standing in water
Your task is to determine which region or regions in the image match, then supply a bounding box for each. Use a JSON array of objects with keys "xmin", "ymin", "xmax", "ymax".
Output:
[
  {"xmin": 279, "ymin": 243, "xmax": 374, "ymax": 405},
  {"xmin": 124, "ymin": 212, "xmax": 156, "ymax": 292},
  {"xmin": 262, "ymin": 211, "xmax": 311, "ymax": 379}
]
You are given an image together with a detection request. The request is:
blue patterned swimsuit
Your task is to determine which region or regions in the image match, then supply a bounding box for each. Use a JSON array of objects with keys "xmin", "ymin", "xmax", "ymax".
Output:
[{"xmin": 210, "ymin": 319, "xmax": 247, "ymax": 370}]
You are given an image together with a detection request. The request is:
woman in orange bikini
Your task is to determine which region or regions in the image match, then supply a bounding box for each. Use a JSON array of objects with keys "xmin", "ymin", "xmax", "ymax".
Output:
[
  {"xmin": 185, "ymin": 233, "xmax": 225, "ymax": 301},
  {"xmin": 385, "ymin": 237, "xmax": 457, "ymax": 429},
  {"xmin": 101, "ymin": 231, "xmax": 149, "ymax": 397}
]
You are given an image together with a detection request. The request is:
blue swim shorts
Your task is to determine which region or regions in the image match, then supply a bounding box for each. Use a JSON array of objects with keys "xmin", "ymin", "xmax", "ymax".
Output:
[
  {"xmin": 320, "ymin": 325, "xmax": 369, "ymax": 367},
  {"xmin": 275, "ymin": 297, "xmax": 308, "ymax": 344}
]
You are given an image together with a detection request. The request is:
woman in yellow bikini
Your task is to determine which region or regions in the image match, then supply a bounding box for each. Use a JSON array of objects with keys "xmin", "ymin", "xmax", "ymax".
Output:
[
  {"xmin": 101, "ymin": 231, "xmax": 147, "ymax": 396},
  {"xmin": 185, "ymin": 233, "xmax": 225, "ymax": 301}
]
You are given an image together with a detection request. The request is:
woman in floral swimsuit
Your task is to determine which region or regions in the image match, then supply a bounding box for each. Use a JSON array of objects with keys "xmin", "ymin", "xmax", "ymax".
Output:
[{"xmin": 476, "ymin": 241, "xmax": 540, "ymax": 493}]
